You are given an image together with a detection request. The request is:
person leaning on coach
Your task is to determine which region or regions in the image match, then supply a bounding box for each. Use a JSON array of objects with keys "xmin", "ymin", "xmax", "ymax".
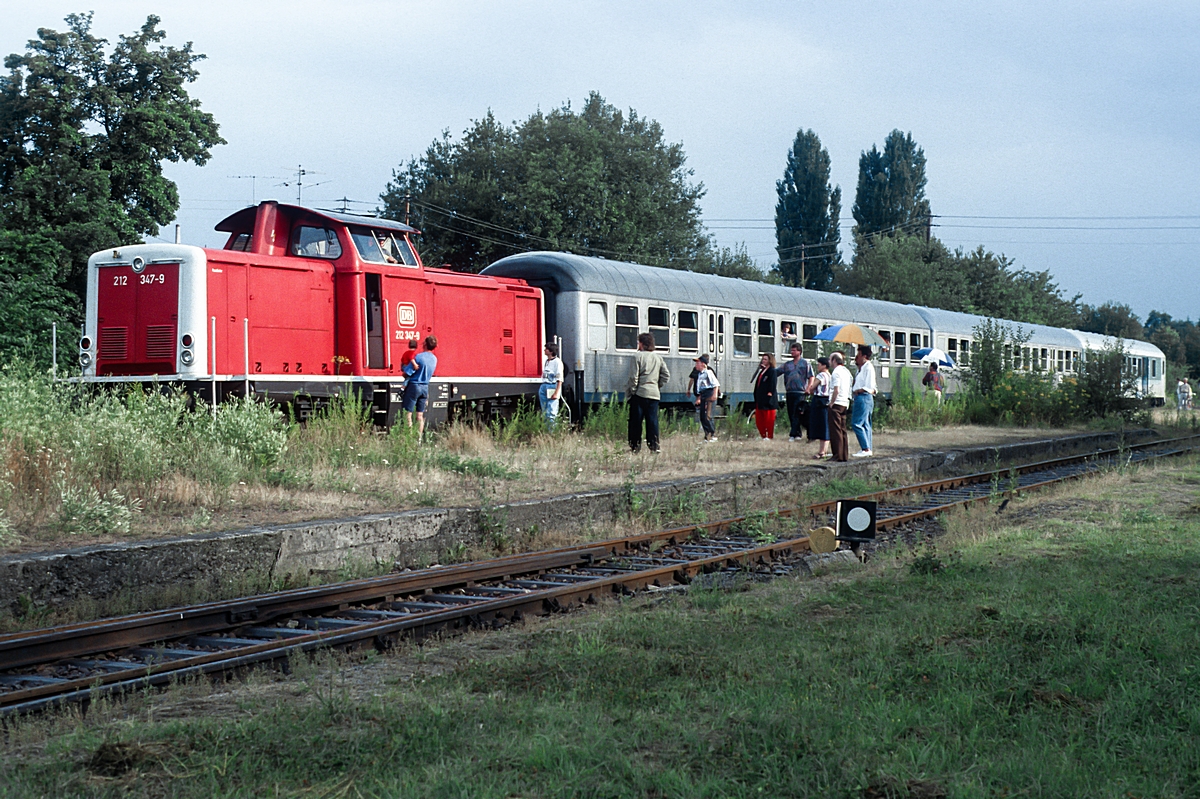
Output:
[{"xmin": 626, "ymin": 332, "xmax": 670, "ymax": 453}]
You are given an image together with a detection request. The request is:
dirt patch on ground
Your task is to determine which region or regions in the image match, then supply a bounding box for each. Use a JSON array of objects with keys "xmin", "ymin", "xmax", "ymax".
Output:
[{"xmin": 3, "ymin": 425, "xmax": 1087, "ymax": 554}]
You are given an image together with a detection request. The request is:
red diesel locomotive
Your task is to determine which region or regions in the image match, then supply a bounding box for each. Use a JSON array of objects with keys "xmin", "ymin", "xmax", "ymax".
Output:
[{"xmin": 79, "ymin": 201, "xmax": 545, "ymax": 426}]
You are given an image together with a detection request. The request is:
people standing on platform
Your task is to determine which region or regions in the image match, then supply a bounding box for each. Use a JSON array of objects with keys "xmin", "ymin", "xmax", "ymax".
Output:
[
  {"xmin": 780, "ymin": 343, "xmax": 813, "ymax": 442},
  {"xmin": 752, "ymin": 353, "xmax": 779, "ymax": 440},
  {"xmin": 851, "ymin": 346, "xmax": 877, "ymax": 458},
  {"xmin": 401, "ymin": 335, "xmax": 438, "ymax": 440},
  {"xmin": 539, "ymin": 342, "xmax": 563, "ymax": 430},
  {"xmin": 827, "ymin": 351, "xmax": 852, "ymax": 461},
  {"xmin": 626, "ymin": 332, "xmax": 670, "ymax": 453},
  {"xmin": 693, "ymin": 355, "xmax": 720, "ymax": 442},
  {"xmin": 922, "ymin": 362, "xmax": 944, "ymax": 403},
  {"xmin": 807, "ymin": 357, "xmax": 831, "ymax": 459}
]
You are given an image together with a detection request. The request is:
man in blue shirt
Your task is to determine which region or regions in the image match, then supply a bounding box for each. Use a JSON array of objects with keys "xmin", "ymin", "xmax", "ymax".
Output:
[
  {"xmin": 402, "ymin": 335, "xmax": 438, "ymax": 439},
  {"xmin": 779, "ymin": 342, "xmax": 813, "ymax": 442}
]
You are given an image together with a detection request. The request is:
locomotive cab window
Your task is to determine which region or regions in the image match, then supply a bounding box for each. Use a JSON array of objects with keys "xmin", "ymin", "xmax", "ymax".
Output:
[
  {"xmin": 351, "ymin": 228, "xmax": 387, "ymax": 263},
  {"xmin": 757, "ymin": 318, "xmax": 775, "ymax": 355},
  {"xmin": 228, "ymin": 233, "xmax": 252, "ymax": 251},
  {"xmin": 587, "ymin": 302, "xmax": 608, "ymax": 350},
  {"xmin": 733, "ymin": 317, "xmax": 753, "ymax": 358},
  {"xmin": 377, "ymin": 233, "xmax": 419, "ymax": 267},
  {"xmin": 649, "ymin": 307, "xmax": 670, "ymax": 351},
  {"xmin": 615, "ymin": 304, "xmax": 639, "ymax": 350},
  {"xmin": 290, "ymin": 226, "xmax": 343, "ymax": 259},
  {"xmin": 678, "ymin": 310, "xmax": 699, "ymax": 352}
]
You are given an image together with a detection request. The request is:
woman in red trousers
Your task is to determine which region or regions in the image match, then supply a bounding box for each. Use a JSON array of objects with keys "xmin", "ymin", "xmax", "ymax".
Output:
[{"xmin": 752, "ymin": 353, "xmax": 779, "ymax": 439}]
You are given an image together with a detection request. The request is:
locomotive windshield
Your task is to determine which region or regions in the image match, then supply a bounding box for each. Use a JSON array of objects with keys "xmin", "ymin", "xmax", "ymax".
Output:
[{"xmin": 351, "ymin": 227, "xmax": 419, "ymax": 267}]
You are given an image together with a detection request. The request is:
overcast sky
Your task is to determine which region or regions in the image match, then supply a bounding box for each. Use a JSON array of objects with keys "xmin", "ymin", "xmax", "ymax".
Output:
[{"xmin": 3, "ymin": 1, "xmax": 1197, "ymax": 320}]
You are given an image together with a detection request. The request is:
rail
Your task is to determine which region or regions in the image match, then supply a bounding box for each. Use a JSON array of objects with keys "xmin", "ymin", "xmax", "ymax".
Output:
[{"xmin": 1, "ymin": 433, "xmax": 1196, "ymax": 717}]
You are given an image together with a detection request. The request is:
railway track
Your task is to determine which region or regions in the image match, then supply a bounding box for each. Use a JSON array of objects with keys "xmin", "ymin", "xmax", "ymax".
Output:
[{"xmin": 2, "ymin": 433, "xmax": 1197, "ymax": 717}]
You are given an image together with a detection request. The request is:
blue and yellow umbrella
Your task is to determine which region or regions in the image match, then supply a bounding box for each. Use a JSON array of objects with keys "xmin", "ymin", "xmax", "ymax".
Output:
[{"xmin": 812, "ymin": 323, "xmax": 887, "ymax": 348}]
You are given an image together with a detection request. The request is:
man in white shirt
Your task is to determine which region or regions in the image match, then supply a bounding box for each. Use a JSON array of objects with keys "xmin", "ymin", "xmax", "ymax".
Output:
[
  {"xmin": 851, "ymin": 345, "xmax": 877, "ymax": 457},
  {"xmin": 827, "ymin": 351, "xmax": 853, "ymax": 461},
  {"xmin": 539, "ymin": 343, "xmax": 563, "ymax": 430}
]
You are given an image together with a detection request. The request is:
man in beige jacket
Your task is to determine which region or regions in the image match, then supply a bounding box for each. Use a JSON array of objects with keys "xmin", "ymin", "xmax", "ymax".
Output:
[{"xmin": 627, "ymin": 332, "xmax": 670, "ymax": 453}]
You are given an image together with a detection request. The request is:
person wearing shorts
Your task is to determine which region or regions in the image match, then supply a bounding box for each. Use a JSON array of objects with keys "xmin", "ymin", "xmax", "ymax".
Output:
[{"xmin": 402, "ymin": 335, "xmax": 438, "ymax": 439}]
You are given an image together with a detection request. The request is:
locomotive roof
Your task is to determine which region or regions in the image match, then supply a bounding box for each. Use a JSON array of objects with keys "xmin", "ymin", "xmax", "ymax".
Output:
[
  {"xmin": 214, "ymin": 203, "xmax": 418, "ymax": 234},
  {"xmin": 482, "ymin": 252, "xmax": 929, "ymax": 329}
]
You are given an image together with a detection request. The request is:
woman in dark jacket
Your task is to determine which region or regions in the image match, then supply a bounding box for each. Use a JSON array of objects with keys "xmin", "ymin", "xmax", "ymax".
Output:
[{"xmin": 752, "ymin": 353, "xmax": 779, "ymax": 439}]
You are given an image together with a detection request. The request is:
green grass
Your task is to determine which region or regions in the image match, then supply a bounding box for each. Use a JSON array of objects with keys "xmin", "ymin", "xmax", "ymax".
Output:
[{"xmin": 6, "ymin": 460, "xmax": 1200, "ymax": 796}]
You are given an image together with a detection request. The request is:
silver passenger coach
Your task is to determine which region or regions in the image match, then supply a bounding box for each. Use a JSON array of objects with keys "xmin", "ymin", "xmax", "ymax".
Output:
[{"xmin": 481, "ymin": 251, "xmax": 1167, "ymax": 413}]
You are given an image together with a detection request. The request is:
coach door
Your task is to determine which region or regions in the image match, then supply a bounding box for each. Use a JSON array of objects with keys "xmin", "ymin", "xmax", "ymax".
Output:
[{"xmin": 703, "ymin": 308, "xmax": 728, "ymax": 376}]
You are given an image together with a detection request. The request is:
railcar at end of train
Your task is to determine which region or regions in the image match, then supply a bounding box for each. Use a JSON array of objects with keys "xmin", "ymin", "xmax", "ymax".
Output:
[
  {"xmin": 78, "ymin": 201, "xmax": 546, "ymax": 426},
  {"xmin": 480, "ymin": 251, "xmax": 1167, "ymax": 415}
]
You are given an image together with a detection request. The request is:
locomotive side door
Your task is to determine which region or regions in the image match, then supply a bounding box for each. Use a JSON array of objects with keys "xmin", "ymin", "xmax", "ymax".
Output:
[{"xmin": 364, "ymin": 273, "xmax": 387, "ymax": 369}]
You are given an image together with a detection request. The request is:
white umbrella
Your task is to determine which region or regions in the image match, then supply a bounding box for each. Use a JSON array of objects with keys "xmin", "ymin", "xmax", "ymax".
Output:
[{"xmin": 912, "ymin": 346, "xmax": 956, "ymax": 368}]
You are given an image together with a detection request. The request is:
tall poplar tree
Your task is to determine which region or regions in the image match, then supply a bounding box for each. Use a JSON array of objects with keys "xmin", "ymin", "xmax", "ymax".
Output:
[
  {"xmin": 773, "ymin": 128, "xmax": 841, "ymax": 289},
  {"xmin": 851, "ymin": 129, "xmax": 931, "ymax": 239}
]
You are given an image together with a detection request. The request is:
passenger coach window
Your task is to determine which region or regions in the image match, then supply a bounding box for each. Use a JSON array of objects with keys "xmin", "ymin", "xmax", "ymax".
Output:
[
  {"xmin": 587, "ymin": 302, "xmax": 608, "ymax": 350},
  {"xmin": 781, "ymin": 321, "xmax": 798, "ymax": 354},
  {"xmin": 290, "ymin": 226, "xmax": 343, "ymax": 259},
  {"xmin": 894, "ymin": 332, "xmax": 907, "ymax": 363},
  {"xmin": 678, "ymin": 311, "xmax": 699, "ymax": 352},
  {"xmin": 615, "ymin": 305, "xmax": 639, "ymax": 350},
  {"xmin": 910, "ymin": 333, "xmax": 923, "ymax": 363},
  {"xmin": 757, "ymin": 319, "xmax": 775, "ymax": 355},
  {"xmin": 733, "ymin": 317, "xmax": 752, "ymax": 358},
  {"xmin": 649, "ymin": 307, "xmax": 670, "ymax": 350},
  {"xmin": 878, "ymin": 331, "xmax": 892, "ymax": 362},
  {"xmin": 802, "ymin": 324, "xmax": 818, "ymax": 359}
]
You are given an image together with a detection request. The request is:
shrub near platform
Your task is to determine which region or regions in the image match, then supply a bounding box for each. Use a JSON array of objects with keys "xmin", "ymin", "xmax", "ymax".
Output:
[{"xmin": 4, "ymin": 458, "xmax": 1198, "ymax": 797}]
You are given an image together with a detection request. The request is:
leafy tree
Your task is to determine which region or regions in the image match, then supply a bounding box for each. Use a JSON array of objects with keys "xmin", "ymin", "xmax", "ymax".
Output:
[
  {"xmin": 0, "ymin": 230, "xmax": 76, "ymax": 366},
  {"xmin": 1145, "ymin": 310, "xmax": 1200, "ymax": 379},
  {"xmin": 835, "ymin": 234, "xmax": 1080, "ymax": 327},
  {"xmin": 1071, "ymin": 342, "xmax": 1141, "ymax": 420},
  {"xmin": 834, "ymin": 233, "xmax": 965, "ymax": 308},
  {"xmin": 966, "ymin": 318, "xmax": 1032, "ymax": 396},
  {"xmin": 0, "ymin": 13, "xmax": 223, "ymax": 302},
  {"xmin": 1077, "ymin": 302, "xmax": 1145, "ymax": 340},
  {"xmin": 957, "ymin": 247, "xmax": 1080, "ymax": 327},
  {"xmin": 381, "ymin": 93, "xmax": 748, "ymax": 276},
  {"xmin": 773, "ymin": 128, "xmax": 840, "ymax": 289},
  {"xmin": 851, "ymin": 130, "xmax": 931, "ymax": 239}
]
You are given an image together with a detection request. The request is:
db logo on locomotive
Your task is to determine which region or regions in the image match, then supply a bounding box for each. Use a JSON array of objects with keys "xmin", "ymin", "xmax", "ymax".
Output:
[{"xmin": 396, "ymin": 302, "xmax": 416, "ymax": 327}]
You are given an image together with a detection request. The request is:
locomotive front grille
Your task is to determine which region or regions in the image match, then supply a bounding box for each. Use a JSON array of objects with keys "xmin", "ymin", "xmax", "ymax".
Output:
[
  {"xmin": 144, "ymin": 325, "xmax": 176, "ymax": 360},
  {"xmin": 99, "ymin": 327, "xmax": 129, "ymax": 360}
]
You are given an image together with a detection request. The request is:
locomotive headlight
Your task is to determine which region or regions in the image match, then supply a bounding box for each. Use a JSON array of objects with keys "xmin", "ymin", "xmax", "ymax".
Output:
[
  {"xmin": 79, "ymin": 336, "xmax": 92, "ymax": 351},
  {"xmin": 131, "ymin": 256, "xmax": 145, "ymax": 274},
  {"xmin": 180, "ymin": 350, "xmax": 194, "ymax": 366},
  {"xmin": 181, "ymin": 334, "xmax": 193, "ymax": 348},
  {"xmin": 79, "ymin": 351, "xmax": 92, "ymax": 367}
]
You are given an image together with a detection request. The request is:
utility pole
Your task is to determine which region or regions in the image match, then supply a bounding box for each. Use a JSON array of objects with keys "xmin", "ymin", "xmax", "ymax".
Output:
[
  {"xmin": 336, "ymin": 196, "xmax": 352, "ymax": 213},
  {"xmin": 800, "ymin": 242, "xmax": 806, "ymax": 288},
  {"xmin": 404, "ymin": 194, "xmax": 412, "ymax": 227}
]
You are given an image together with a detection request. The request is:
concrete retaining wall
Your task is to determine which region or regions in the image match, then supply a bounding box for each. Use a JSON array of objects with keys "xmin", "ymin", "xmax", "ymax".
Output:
[{"xmin": 0, "ymin": 429, "xmax": 1154, "ymax": 615}]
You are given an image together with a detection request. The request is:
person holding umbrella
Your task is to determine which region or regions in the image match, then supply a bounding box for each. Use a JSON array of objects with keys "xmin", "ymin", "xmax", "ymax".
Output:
[
  {"xmin": 922, "ymin": 362, "xmax": 944, "ymax": 403},
  {"xmin": 913, "ymin": 346, "xmax": 955, "ymax": 404}
]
